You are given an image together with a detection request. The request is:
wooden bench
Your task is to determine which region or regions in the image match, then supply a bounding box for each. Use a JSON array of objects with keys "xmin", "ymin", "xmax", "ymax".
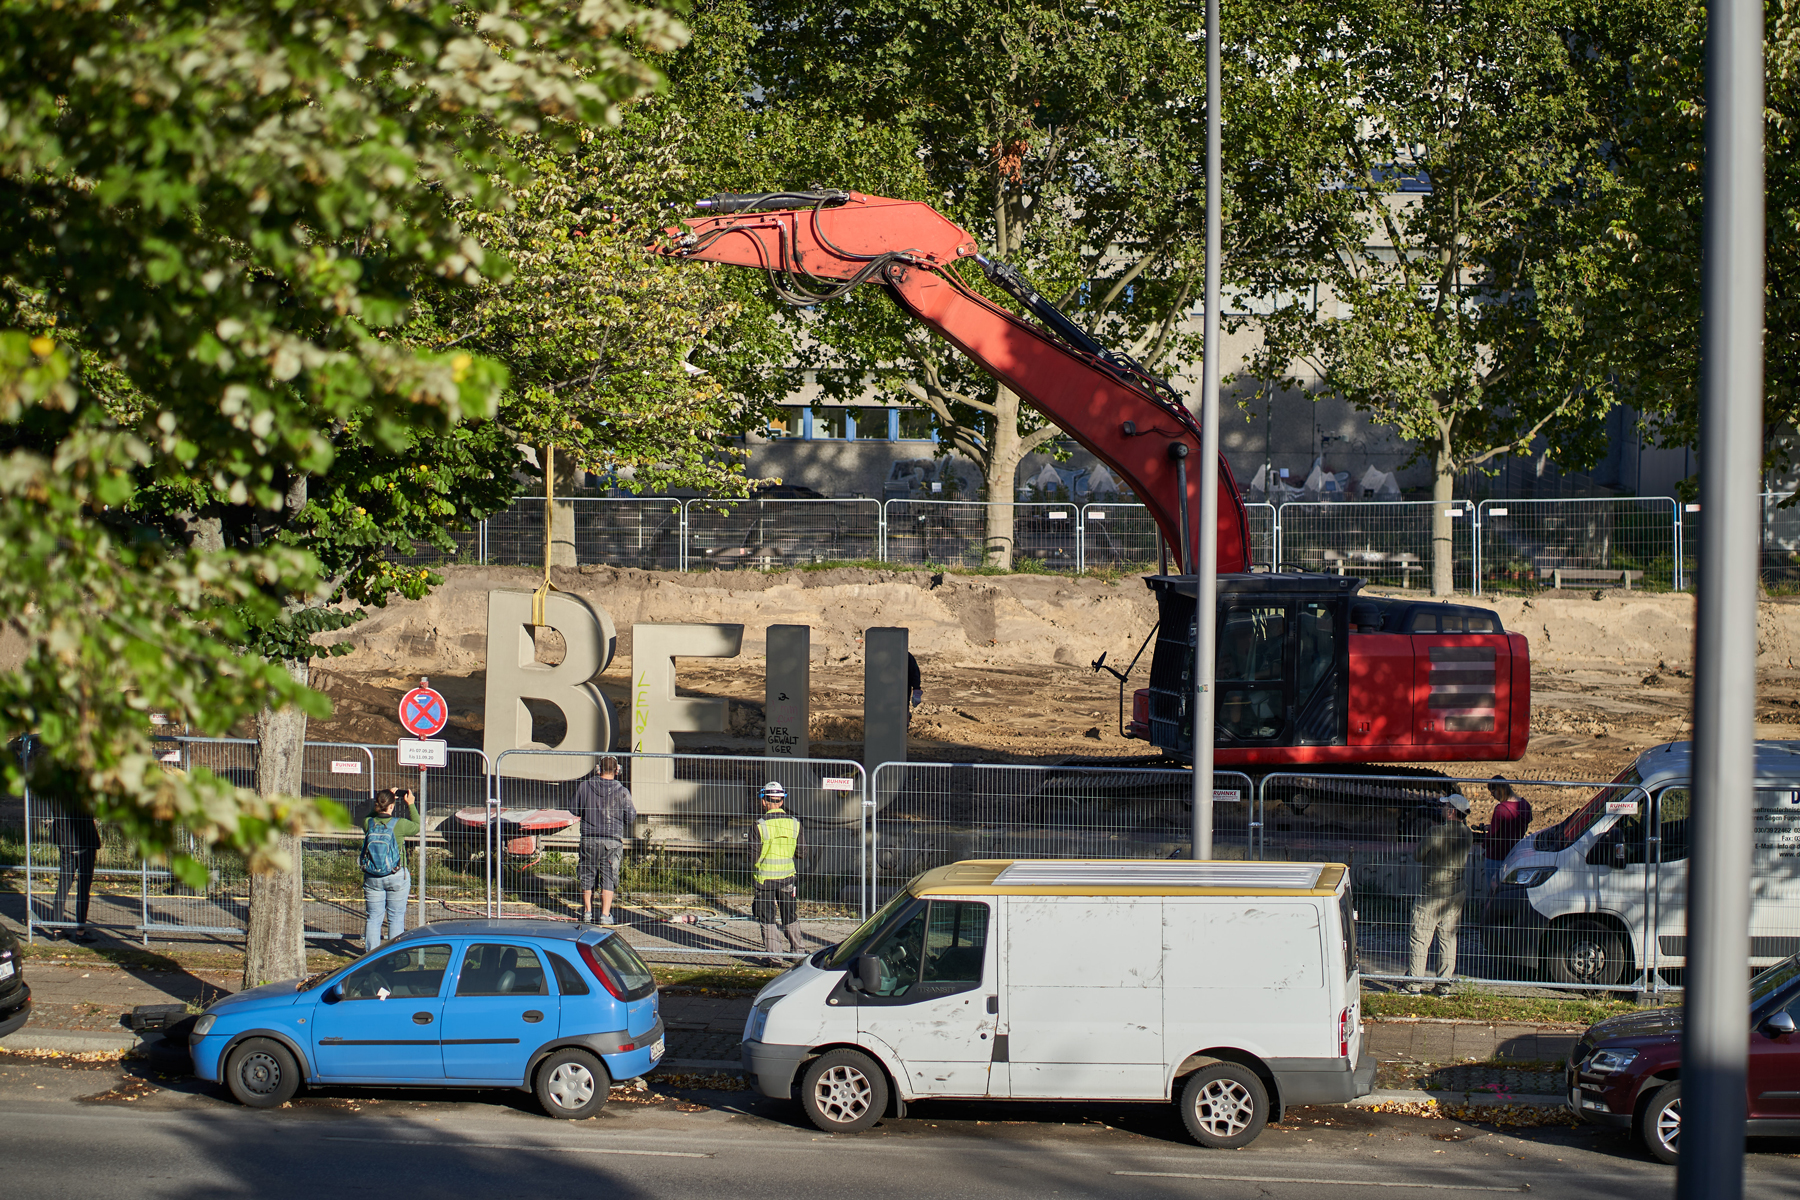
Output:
[{"xmin": 1538, "ymin": 567, "xmax": 1644, "ymax": 590}]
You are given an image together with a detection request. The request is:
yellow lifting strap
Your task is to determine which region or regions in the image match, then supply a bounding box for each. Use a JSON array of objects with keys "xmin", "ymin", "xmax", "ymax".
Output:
[{"xmin": 532, "ymin": 442, "xmax": 559, "ymax": 627}]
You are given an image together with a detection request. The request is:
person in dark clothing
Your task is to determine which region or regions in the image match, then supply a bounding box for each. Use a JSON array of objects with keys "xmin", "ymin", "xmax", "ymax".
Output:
[
  {"xmin": 907, "ymin": 652, "xmax": 923, "ymax": 712},
  {"xmin": 1479, "ymin": 775, "xmax": 1533, "ymax": 896},
  {"xmin": 49, "ymin": 795, "xmax": 101, "ymax": 942},
  {"xmin": 570, "ymin": 756, "xmax": 636, "ymax": 926}
]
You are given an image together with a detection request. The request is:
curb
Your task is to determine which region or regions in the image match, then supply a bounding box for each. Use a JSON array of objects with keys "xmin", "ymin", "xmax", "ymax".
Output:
[
  {"xmin": 1, "ymin": 1029, "xmax": 141, "ymax": 1053},
  {"xmin": 1349, "ymin": 1088, "xmax": 1565, "ymax": 1109}
]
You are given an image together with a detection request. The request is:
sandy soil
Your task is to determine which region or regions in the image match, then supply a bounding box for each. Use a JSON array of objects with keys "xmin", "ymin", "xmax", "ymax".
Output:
[{"xmin": 304, "ymin": 564, "xmax": 1800, "ymax": 825}]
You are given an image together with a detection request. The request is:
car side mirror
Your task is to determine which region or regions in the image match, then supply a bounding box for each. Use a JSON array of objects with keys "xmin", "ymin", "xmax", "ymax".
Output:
[
  {"xmin": 322, "ymin": 984, "xmax": 343, "ymax": 1004},
  {"xmin": 1764, "ymin": 1011, "xmax": 1797, "ymax": 1038},
  {"xmin": 1611, "ymin": 842, "xmax": 1630, "ymax": 869},
  {"xmin": 855, "ymin": 955, "xmax": 884, "ymax": 994}
]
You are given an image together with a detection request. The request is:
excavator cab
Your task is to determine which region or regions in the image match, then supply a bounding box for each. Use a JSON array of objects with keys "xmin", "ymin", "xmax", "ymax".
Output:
[
  {"xmin": 1146, "ymin": 574, "xmax": 1354, "ymax": 753},
  {"xmin": 1138, "ymin": 573, "xmax": 1528, "ymax": 766}
]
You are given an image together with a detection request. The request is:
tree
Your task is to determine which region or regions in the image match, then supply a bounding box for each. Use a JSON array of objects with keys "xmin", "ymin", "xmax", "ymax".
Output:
[
  {"xmin": 0, "ymin": 0, "xmax": 686, "ymax": 983},
  {"xmin": 729, "ymin": 0, "xmax": 1261, "ymax": 567},
  {"xmin": 1238, "ymin": 0, "xmax": 1661, "ymax": 595},
  {"xmin": 1578, "ymin": 0, "xmax": 1799, "ymax": 484}
]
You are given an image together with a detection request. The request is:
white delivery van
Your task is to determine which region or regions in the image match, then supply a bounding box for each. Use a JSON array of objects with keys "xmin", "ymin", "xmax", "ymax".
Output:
[
  {"xmin": 741, "ymin": 858, "xmax": 1373, "ymax": 1147},
  {"xmin": 1492, "ymin": 740, "xmax": 1800, "ymax": 986}
]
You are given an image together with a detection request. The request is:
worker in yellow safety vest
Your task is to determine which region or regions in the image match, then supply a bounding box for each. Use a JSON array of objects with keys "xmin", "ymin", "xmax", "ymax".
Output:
[{"xmin": 752, "ymin": 781, "xmax": 808, "ymax": 960}]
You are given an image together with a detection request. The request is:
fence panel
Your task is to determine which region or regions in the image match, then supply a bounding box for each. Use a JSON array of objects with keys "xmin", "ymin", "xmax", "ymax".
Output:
[
  {"xmin": 136, "ymin": 738, "xmax": 261, "ymax": 940},
  {"xmin": 870, "ymin": 762, "xmax": 1257, "ymax": 903},
  {"xmin": 884, "ymin": 500, "xmax": 1084, "ymax": 571},
  {"xmin": 1257, "ymin": 772, "xmax": 1664, "ymax": 993},
  {"xmin": 388, "ymin": 528, "xmax": 484, "ymax": 568},
  {"xmin": 491, "ymin": 751, "xmax": 868, "ymax": 962},
  {"xmin": 1276, "ymin": 500, "xmax": 1473, "ymax": 590},
  {"xmin": 1477, "ymin": 497, "xmax": 1679, "ymax": 594},
  {"xmin": 1245, "ymin": 501, "xmax": 1277, "ymax": 570},
  {"xmin": 685, "ymin": 498, "xmax": 881, "ymax": 569},
  {"xmin": 1081, "ymin": 503, "xmax": 1160, "ymax": 573}
]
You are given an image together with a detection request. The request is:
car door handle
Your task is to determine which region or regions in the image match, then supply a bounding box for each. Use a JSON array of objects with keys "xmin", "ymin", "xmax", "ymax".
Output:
[
  {"xmin": 523, "ymin": 1010, "xmax": 544, "ymax": 1023},
  {"xmin": 986, "ymin": 995, "xmax": 999, "ymax": 1014},
  {"xmin": 412, "ymin": 1012, "xmax": 433, "ymax": 1025}
]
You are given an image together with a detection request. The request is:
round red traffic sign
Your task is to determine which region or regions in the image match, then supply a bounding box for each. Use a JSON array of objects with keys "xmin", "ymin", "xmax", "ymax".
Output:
[{"xmin": 399, "ymin": 682, "xmax": 448, "ymax": 738}]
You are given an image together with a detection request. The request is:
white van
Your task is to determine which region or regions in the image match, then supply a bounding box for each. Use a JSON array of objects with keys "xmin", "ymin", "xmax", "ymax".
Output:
[
  {"xmin": 740, "ymin": 858, "xmax": 1373, "ymax": 1147},
  {"xmin": 1493, "ymin": 740, "xmax": 1800, "ymax": 986}
]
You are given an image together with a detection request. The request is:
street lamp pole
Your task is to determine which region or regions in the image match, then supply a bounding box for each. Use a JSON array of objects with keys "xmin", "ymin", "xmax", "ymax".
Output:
[
  {"xmin": 1682, "ymin": 0, "xmax": 1764, "ymax": 1194},
  {"xmin": 1192, "ymin": 0, "xmax": 1222, "ymax": 861}
]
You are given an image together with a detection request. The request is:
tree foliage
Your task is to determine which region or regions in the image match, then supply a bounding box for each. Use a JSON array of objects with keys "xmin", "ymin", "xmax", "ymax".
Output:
[{"xmin": 0, "ymin": 0, "xmax": 687, "ymax": 885}]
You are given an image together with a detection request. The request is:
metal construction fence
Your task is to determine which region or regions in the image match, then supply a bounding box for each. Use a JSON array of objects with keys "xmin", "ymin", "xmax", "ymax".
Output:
[
  {"xmin": 398, "ymin": 493, "xmax": 1727, "ymax": 589},
  {"xmin": 15, "ymin": 740, "xmax": 1791, "ymax": 995}
]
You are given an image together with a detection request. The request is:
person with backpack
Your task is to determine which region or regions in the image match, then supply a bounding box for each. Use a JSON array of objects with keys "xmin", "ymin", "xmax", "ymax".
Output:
[{"xmin": 362, "ymin": 788, "xmax": 419, "ymax": 950}]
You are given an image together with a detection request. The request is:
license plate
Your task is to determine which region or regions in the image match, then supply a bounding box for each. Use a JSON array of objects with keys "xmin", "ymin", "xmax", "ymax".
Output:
[
  {"xmin": 0, "ymin": 960, "xmax": 12, "ymax": 981},
  {"xmin": 650, "ymin": 1037, "xmax": 664, "ymax": 1060}
]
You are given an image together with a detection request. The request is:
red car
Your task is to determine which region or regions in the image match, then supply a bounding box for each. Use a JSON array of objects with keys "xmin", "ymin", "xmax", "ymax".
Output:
[{"xmin": 1568, "ymin": 954, "xmax": 1800, "ymax": 1162}]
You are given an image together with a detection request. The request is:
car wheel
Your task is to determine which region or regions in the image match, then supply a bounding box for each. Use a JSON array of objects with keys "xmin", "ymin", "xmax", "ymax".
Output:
[
  {"xmin": 1548, "ymin": 918, "xmax": 1627, "ymax": 986},
  {"xmin": 1179, "ymin": 1061, "xmax": 1269, "ymax": 1149},
  {"xmin": 1641, "ymin": 1080, "xmax": 1680, "ymax": 1164},
  {"xmin": 799, "ymin": 1049, "xmax": 888, "ymax": 1134},
  {"xmin": 225, "ymin": 1037, "xmax": 301, "ymax": 1108},
  {"xmin": 535, "ymin": 1049, "xmax": 611, "ymax": 1119}
]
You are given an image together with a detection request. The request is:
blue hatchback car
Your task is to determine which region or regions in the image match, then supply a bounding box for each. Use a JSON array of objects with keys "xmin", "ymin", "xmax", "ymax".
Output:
[{"xmin": 190, "ymin": 919, "xmax": 664, "ymax": 1118}]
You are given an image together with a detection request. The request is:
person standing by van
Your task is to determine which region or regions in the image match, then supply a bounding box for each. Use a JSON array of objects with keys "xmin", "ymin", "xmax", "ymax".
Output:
[
  {"xmin": 753, "ymin": 781, "xmax": 808, "ymax": 961},
  {"xmin": 571, "ymin": 756, "xmax": 636, "ymax": 926},
  {"xmin": 1479, "ymin": 775, "xmax": 1533, "ymax": 895},
  {"xmin": 362, "ymin": 788, "xmax": 418, "ymax": 950},
  {"xmin": 1407, "ymin": 793, "xmax": 1473, "ymax": 994}
]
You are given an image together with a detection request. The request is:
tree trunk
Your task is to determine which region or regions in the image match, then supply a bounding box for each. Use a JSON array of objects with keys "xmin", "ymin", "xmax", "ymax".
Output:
[
  {"xmin": 548, "ymin": 444, "xmax": 579, "ymax": 568},
  {"xmin": 1430, "ymin": 448, "xmax": 1457, "ymax": 596},
  {"xmin": 982, "ymin": 386, "xmax": 1028, "ymax": 569},
  {"xmin": 243, "ymin": 657, "xmax": 310, "ymax": 988}
]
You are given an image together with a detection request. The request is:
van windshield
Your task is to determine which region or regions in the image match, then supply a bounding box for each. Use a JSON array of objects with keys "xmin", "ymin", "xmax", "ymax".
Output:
[
  {"xmin": 1536, "ymin": 766, "xmax": 1643, "ymax": 852},
  {"xmin": 824, "ymin": 889, "xmax": 916, "ymax": 970}
]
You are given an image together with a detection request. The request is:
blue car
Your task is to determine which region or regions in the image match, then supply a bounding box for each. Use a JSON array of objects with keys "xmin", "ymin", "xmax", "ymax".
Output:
[{"xmin": 190, "ymin": 919, "xmax": 664, "ymax": 1118}]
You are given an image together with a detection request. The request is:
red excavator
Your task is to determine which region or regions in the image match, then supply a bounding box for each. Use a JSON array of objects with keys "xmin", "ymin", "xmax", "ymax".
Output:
[{"xmin": 658, "ymin": 191, "xmax": 1528, "ymax": 769}]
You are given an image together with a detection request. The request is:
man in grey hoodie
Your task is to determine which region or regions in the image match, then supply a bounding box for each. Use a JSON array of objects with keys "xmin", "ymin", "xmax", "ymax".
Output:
[
  {"xmin": 1407, "ymin": 793, "xmax": 1473, "ymax": 995},
  {"xmin": 570, "ymin": 756, "xmax": 636, "ymax": 926}
]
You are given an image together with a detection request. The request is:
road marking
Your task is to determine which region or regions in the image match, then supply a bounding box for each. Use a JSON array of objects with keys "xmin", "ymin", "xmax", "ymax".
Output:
[
  {"xmin": 325, "ymin": 1136, "xmax": 709, "ymax": 1159},
  {"xmin": 1113, "ymin": 1171, "xmax": 1523, "ymax": 1192}
]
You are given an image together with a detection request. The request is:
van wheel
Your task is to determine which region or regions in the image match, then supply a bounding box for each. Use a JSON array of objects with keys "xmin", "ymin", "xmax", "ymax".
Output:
[
  {"xmin": 1548, "ymin": 918, "xmax": 1627, "ymax": 986},
  {"xmin": 1179, "ymin": 1062, "xmax": 1269, "ymax": 1149},
  {"xmin": 799, "ymin": 1049, "xmax": 888, "ymax": 1133},
  {"xmin": 1640, "ymin": 1080, "xmax": 1680, "ymax": 1164},
  {"xmin": 225, "ymin": 1037, "xmax": 300, "ymax": 1108}
]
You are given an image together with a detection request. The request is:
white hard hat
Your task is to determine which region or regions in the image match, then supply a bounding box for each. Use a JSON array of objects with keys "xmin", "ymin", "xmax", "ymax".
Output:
[
  {"xmin": 1442, "ymin": 793, "xmax": 1471, "ymax": 813},
  {"xmin": 760, "ymin": 781, "xmax": 787, "ymax": 799}
]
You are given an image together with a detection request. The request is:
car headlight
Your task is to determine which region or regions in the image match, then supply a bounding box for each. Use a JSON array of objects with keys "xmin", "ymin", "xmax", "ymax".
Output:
[
  {"xmin": 1505, "ymin": 866, "xmax": 1557, "ymax": 888},
  {"xmin": 1586, "ymin": 1048, "xmax": 1639, "ymax": 1075},
  {"xmin": 192, "ymin": 1013, "xmax": 217, "ymax": 1037},
  {"xmin": 745, "ymin": 995, "xmax": 780, "ymax": 1043}
]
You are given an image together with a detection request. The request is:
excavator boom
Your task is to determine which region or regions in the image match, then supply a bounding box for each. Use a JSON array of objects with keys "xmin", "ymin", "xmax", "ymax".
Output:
[{"xmin": 657, "ymin": 191, "xmax": 1249, "ymax": 573}]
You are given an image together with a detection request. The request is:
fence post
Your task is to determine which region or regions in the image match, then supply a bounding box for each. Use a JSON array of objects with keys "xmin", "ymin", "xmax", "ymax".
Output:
[
  {"xmin": 678, "ymin": 500, "xmax": 690, "ymax": 572},
  {"xmin": 1076, "ymin": 506, "xmax": 1086, "ymax": 574},
  {"xmin": 1273, "ymin": 501, "xmax": 1283, "ymax": 569},
  {"xmin": 1472, "ymin": 501, "xmax": 1483, "ymax": 596},
  {"xmin": 21, "ymin": 738, "xmax": 33, "ymax": 944}
]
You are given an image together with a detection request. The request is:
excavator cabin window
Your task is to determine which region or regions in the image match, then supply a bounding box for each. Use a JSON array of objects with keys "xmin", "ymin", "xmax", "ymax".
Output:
[{"xmin": 1214, "ymin": 599, "xmax": 1342, "ymax": 744}]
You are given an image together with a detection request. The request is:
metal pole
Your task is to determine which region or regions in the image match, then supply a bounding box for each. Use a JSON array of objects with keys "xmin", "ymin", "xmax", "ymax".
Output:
[
  {"xmin": 1682, "ymin": 0, "xmax": 1763, "ymax": 1190},
  {"xmin": 1192, "ymin": 0, "xmax": 1222, "ymax": 862},
  {"xmin": 417, "ymin": 767, "xmax": 427, "ymax": 929}
]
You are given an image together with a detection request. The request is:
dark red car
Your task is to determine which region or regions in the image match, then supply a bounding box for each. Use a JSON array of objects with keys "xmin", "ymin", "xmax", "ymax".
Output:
[{"xmin": 1568, "ymin": 954, "xmax": 1800, "ymax": 1162}]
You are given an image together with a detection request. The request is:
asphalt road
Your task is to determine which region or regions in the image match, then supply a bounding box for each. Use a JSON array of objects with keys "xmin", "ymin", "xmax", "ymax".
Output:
[{"xmin": 4, "ymin": 1053, "xmax": 1798, "ymax": 1200}]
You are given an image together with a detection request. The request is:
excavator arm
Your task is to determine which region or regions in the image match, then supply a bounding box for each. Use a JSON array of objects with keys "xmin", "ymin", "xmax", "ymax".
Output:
[{"xmin": 655, "ymin": 190, "xmax": 1249, "ymax": 573}]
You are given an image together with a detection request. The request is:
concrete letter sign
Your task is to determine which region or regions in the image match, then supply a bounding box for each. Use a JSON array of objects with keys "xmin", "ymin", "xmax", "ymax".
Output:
[
  {"xmin": 631, "ymin": 623, "xmax": 744, "ymax": 788},
  {"xmin": 865, "ymin": 627, "xmax": 909, "ymax": 777},
  {"xmin": 483, "ymin": 590, "xmax": 617, "ymax": 781},
  {"xmin": 765, "ymin": 625, "xmax": 811, "ymax": 761}
]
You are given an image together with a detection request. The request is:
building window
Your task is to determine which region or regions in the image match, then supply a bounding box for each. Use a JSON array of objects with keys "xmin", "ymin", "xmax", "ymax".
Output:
[
  {"xmin": 896, "ymin": 408, "xmax": 936, "ymax": 441},
  {"xmin": 765, "ymin": 407, "xmax": 803, "ymax": 439},
  {"xmin": 851, "ymin": 407, "xmax": 892, "ymax": 440},
  {"xmin": 810, "ymin": 408, "xmax": 848, "ymax": 439}
]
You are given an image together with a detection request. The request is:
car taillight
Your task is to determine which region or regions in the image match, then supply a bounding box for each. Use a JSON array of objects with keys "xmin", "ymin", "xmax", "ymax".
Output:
[
  {"xmin": 579, "ymin": 941, "xmax": 628, "ymax": 1000},
  {"xmin": 1338, "ymin": 1007, "xmax": 1353, "ymax": 1057}
]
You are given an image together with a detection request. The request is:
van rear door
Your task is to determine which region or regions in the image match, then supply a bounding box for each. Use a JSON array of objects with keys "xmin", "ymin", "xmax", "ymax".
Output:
[{"xmin": 1003, "ymin": 897, "xmax": 1165, "ymax": 1100}]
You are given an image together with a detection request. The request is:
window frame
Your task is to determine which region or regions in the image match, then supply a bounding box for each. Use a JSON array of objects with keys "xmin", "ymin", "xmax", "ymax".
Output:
[{"xmin": 453, "ymin": 941, "xmax": 551, "ymax": 998}]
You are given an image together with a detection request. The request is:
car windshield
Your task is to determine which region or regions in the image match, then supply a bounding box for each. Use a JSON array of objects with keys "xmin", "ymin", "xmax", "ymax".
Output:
[
  {"xmin": 824, "ymin": 889, "xmax": 916, "ymax": 970},
  {"xmin": 1536, "ymin": 766, "xmax": 1643, "ymax": 852},
  {"xmin": 1751, "ymin": 954, "xmax": 1800, "ymax": 1009}
]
